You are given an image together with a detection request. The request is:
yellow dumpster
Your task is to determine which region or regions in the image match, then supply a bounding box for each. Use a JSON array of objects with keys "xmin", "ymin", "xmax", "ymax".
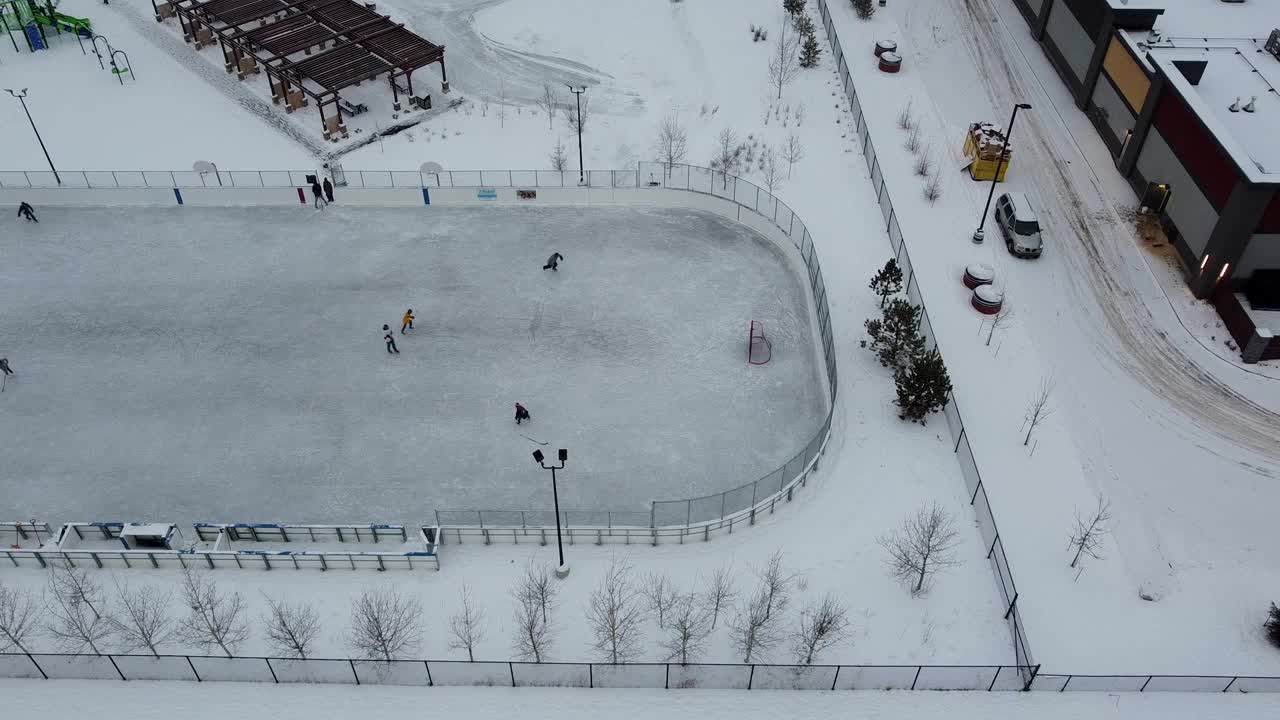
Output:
[{"xmin": 963, "ymin": 122, "xmax": 1012, "ymax": 182}]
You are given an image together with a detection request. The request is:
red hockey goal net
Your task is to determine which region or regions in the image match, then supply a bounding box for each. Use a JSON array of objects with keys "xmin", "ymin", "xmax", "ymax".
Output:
[{"xmin": 748, "ymin": 320, "xmax": 772, "ymax": 365}]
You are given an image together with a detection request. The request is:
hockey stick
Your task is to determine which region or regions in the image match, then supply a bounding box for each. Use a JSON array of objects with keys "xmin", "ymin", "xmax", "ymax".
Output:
[{"xmin": 520, "ymin": 433, "xmax": 548, "ymax": 446}]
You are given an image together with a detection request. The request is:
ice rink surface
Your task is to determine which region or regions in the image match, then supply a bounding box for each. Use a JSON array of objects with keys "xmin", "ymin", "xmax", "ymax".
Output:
[{"xmin": 0, "ymin": 205, "xmax": 825, "ymax": 524}]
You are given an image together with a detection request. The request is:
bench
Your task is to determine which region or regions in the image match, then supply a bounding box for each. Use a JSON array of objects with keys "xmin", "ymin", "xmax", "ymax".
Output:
[{"xmin": 339, "ymin": 99, "xmax": 368, "ymax": 116}]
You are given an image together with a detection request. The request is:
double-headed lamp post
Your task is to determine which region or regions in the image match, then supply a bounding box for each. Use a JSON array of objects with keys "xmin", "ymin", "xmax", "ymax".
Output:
[
  {"xmin": 972, "ymin": 102, "xmax": 1031, "ymax": 243},
  {"xmin": 533, "ymin": 448, "xmax": 570, "ymax": 578},
  {"xmin": 4, "ymin": 88, "xmax": 60, "ymax": 185},
  {"xmin": 566, "ymin": 84, "xmax": 586, "ymax": 186}
]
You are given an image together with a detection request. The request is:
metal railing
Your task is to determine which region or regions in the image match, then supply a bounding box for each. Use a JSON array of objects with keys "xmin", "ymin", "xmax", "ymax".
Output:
[
  {"xmin": 814, "ymin": 0, "xmax": 1036, "ymax": 688},
  {"xmin": 0, "ymin": 169, "xmax": 640, "ymax": 190},
  {"xmin": 0, "ymin": 652, "xmax": 1032, "ymax": 691}
]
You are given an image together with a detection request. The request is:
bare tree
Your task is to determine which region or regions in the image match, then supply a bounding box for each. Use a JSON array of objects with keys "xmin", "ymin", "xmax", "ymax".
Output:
[
  {"xmin": 923, "ymin": 173, "xmax": 942, "ymax": 204},
  {"xmin": 261, "ymin": 594, "xmax": 321, "ymax": 660},
  {"xmin": 562, "ymin": 97, "xmax": 590, "ymax": 134},
  {"xmin": 914, "ymin": 145, "xmax": 933, "ymax": 177},
  {"xmin": 449, "ymin": 584, "xmax": 485, "ymax": 662},
  {"xmin": 1023, "ymin": 377, "xmax": 1055, "ymax": 446},
  {"xmin": 768, "ymin": 16, "xmax": 801, "ymax": 100},
  {"xmin": 348, "ymin": 586, "xmax": 422, "ymax": 662},
  {"xmin": 0, "ymin": 583, "xmax": 40, "ymax": 653},
  {"xmin": 511, "ymin": 588, "xmax": 553, "ymax": 663},
  {"xmin": 702, "ymin": 564, "xmax": 737, "ymax": 630},
  {"xmin": 536, "ymin": 83, "xmax": 557, "ymax": 130},
  {"xmin": 709, "ymin": 127, "xmax": 741, "ymax": 186},
  {"xmin": 518, "ymin": 562, "xmax": 560, "ymax": 626},
  {"xmin": 178, "ymin": 569, "xmax": 249, "ymax": 658},
  {"xmin": 49, "ymin": 563, "xmax": 106, "ymax": 620},
  {"xmin": 46, "ymin": 571, "xmax": 114, "ymax": 655},
  {"xmin": 756, "ymin": 550, "xmax": 796, "ymax": 620},
  {"xmin": 878, "ymin": 504, "xmax": 961, "ymax": 595},
  {"xmin": 550, "ymin": 138, "xmax": 568, "ymax": 172},
  {"xmin": 112, "ymin": 579, "xmax": 174, "ymax": 657},
  {"xmin": 641, "ymin": 572, "xmax": 679, "ymax": 628},
  {"xmin": 985, "ymin": 302, "xmax": 1015, "ymax": 347},
  {"xmin": 660, "ymin": 593, "xmax": 711, "ymax": 664},
  {"xmin": 761, "ymin": 147, "xmax": 783, "ymax": 194},
  {"xmin": 1069, "ymin": 494, "xmax": 1112, "ymax": 569},
  {"xmin": 655, "ymin": 114, "xmax": 689, "ymax": 176},
  {"xmin": 904, "ymin": 125, "xmax": 921, "ymax": 153},
  {"xmin": 587, "ymin": 557, "xmax": 645, "ymax": 664},
  {"xmin": 896, "ymin": 101, "xmax": 914, "ymax": 130},
  {"xmin": 727, "ymin": 587, "xmax": 783, "ymax": 662},
  {"xmin": 791, "ymin": 594, "xmax": 850, "ymax": 664},
  {"xmin": 781, "ymin": 133, "xmax": 804, "ymax": 178}
]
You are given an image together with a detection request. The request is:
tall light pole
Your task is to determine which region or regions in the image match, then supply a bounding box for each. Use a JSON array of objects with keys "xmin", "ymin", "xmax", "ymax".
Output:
[
  {"xmin": 5, "ymin": 89, "xmax": 60, "ymax": 185},
  {"xmin": 972, "ymin": 103, "xmax": 1030, "ymax": 243},
  {"xmin": 533, "ymin": 448, "xmax": 570, "ymax": 578},
  {"xmin": 566, "ymin": 84, "xmax": 586, "ymax": 185}
]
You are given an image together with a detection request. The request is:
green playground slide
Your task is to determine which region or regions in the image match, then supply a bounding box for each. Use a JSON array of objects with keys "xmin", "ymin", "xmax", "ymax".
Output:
[{"xmin": 32, "ymin": 9, "xmax": 91, "ymax": 36}]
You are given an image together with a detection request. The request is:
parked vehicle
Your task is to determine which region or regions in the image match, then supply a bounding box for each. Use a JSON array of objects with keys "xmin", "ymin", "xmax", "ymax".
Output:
[{"xmin": 995, "ymin": 192, "xmax": 1043, "ymax": 258}]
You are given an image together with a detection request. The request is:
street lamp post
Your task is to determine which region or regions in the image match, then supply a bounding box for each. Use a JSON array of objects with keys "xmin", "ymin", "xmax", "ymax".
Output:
[
  {"xmin": 566, "ymin": 85, "xmax": 586, "ymax": 185},
  {"xmin": 972, "ymin": 103, "xmax": 1030, "ymax": 243},
  {"xmin": 5, "ymin": 89, "xmax": 60, "ymax": 185},
  {"xmin": 533, "ymin": 448, "xmax": 570, "ymax": 578}
]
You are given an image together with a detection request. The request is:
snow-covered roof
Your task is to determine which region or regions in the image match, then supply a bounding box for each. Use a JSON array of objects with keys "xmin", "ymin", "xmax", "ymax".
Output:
[{"xmin": 1110, "ymin": 1, "xmax": 1280, "ymax": 181}]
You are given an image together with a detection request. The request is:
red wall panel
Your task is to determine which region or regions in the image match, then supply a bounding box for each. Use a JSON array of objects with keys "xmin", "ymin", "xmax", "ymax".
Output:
[{"xmin": 1153, "ymin": 90, "xmax": 1238, "ymax": 212}]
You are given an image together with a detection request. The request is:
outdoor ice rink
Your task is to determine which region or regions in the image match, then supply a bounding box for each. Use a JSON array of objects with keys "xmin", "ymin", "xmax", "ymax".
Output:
[{"xmin": 0, "ymin": 205, "xmax": 827, "ymax": 524}]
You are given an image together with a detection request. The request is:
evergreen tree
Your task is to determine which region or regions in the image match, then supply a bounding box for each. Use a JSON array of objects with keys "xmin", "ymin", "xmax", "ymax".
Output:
[
  {"xmin": 792, "ymin": 13, "xmax": 814, "ymax": 37},
  {"xmin": 864, "ymin": 298, "xmax": 924, "ymax": 371},
  {"xmin": 869, "ymin": 258, "xmax": 903, "ymax": 307},
  {"xmin": 894, "ymin": 348, "xmax": 952, "ymax": 424},
  {"xmin": 784, "ymin": 0, "xmax": 806, "ymax": 16},
  {"xmin": 800, "ymin": 33, "xmax": 821, "ymax": 67},
  {"xmin": 1266, "ymin": 603, "xmax": 1280, "ymax": 649},
  {"xmin": 852, "ymin": 0, "xmax": 875, "ymax": 20}
]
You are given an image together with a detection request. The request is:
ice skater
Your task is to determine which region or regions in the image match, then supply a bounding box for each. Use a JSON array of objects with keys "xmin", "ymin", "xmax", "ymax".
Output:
[
  {"xmin": 401, "ymin": 308, "xmax": 414, "ymax": 334},
  {"xmin": 383, "ymin": 324, "xmax": 399, "ymax": 354},
  {"xmin": 514, "ymin": 402, "xmax": 531, "ymax": 424},
  {"xmin": 17, "ymin": 202, "xmax": 37, "ymax": 222},
  {"xmin": 542, "ymin": 252, "xmax": 563, "ymax": 271},
  {"xmin": 0, "ymin": 358, "xmax": 12, "ymax": 392},
  {"xmin": 311, "ymin": 180, "xmax": 327, "ymax": 209},
  {"xmin": 323, "ymin": 177, "xmax": 335, "ymax": 203}
]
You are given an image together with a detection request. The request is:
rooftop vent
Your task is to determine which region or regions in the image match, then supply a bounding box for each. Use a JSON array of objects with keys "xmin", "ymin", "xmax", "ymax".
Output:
[
  {"xmin": 1229, "ymin": 97, "xmax": 1241, "ymax": 112},
  {"xmin": 1266, "ymin": 29, "xmax": 1280, "ymax": 60},
  {"xmin": 1243, "ymin": 96, "xmax": 1257, "ymax": 113}
]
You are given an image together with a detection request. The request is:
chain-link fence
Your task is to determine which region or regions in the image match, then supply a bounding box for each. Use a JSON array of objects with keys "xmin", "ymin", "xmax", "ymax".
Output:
[{"xmin": 0, "ymin": 652, "xmax": 1034, "ymax": 690}]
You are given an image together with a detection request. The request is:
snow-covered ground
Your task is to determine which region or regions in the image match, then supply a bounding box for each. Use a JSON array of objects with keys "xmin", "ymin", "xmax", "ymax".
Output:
[
  {"xmin": 820, "ymin": 0, "xmax": 1280, "ymax": 676},
  {"xmin": 7, "ymin": 679, "xmax": 1280, "ymax": 718}
]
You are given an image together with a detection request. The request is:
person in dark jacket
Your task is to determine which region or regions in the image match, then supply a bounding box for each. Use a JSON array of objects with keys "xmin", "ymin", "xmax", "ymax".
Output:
[
  {"xmin": 0, "ymin": 358, "xmax": 12, "ymax": 376},
  {"xmin": 383, "ymin": 324, "xmax": 399, "ymax": 354},
  {"xmin": 514, "ymin": 402, "xmax": 531, "ymax": 424},
  {"xmin": 322, "ymin": 177, "xmax": 335, "ymax": 203},
  {"xmin": 542, "ymin": 252, "xmax": 563, "ymax": 271},
  {"xmin": 17, "ymin": 202, "xmax": 37, "ymax": 222},
  {"xmin": 311, "ymin": 181, "xmax": 326, "ymax": 209}
]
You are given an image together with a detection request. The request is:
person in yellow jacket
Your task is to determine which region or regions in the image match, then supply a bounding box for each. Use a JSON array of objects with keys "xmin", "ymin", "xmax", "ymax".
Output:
[{"xmin": 401, "ymin": 309, "xmax": 414, "ymax": 334}]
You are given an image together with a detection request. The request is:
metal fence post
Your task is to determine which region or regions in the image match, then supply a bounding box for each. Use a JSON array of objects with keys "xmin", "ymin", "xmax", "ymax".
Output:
[
  {"xmin": 25, "ymin": 653, "xmax": 47, "ymax": 679},
  {"xmin": 108, "ymin": 654, "xmax": 126, "ymax": 681},
  {"xmin": 187, "ymin": 655, "xmax": 201, "ymax": 681},
  {"xmin": 911, "ymin": 666, "xmax": 923, "ymax": 690},
  {"xmin": 264, "ymin": 657, "xmax": 279, "ymax": 683},
  {"xmin": 424, "ymin": 660, "xmax": 434, "ymax": 686},
  {"xmin": 509, "ymin": 661, "xmax": 516, "ymax": 687},
  {"xmin": 831, "ymin": 665, "xmax": 841, "ymax": 691},
  {"xmin": 987, "ymin": 666, "xmax": 1001, "ymax": 691},
  {"xmin": 747, "ymin": 664, "xmax": 755, "ymax": 689},
  {"xmin": 349, "ymin": 659, "xmax": 360, "ymax": 685}
]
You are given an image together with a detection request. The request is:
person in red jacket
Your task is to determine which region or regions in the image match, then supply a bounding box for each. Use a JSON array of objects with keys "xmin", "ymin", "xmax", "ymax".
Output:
[{"xmin": 514, "ymin": 402, "xmax": 531, "ymax": 424}]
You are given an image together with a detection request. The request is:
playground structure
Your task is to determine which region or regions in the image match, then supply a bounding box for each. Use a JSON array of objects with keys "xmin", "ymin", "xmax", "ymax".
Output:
[
  {"xmin": 152, "ymin": 0, "xmax": 447, "ymax": 141},
  {"xmin": 1, "ymin": 0, "xmax": 132, "ymax": 83},
  {"xmin": 1, "ymin": 0, "xmax": 90, "ymax": 52}
]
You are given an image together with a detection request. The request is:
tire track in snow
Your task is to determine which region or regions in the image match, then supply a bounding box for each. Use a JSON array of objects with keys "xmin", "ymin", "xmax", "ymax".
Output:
[{"xmin": 949, "ymin": 0, "xmax": 1280, "ymax": 466}]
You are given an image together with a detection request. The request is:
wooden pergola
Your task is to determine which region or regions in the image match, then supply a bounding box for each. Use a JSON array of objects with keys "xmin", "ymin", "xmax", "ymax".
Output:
[{"xmin": 154, "ymin": 0, "xmax": 446, "ymax": 140}]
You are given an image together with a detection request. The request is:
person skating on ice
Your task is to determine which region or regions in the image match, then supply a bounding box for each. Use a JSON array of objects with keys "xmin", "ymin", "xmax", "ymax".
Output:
[
  {"xmin": 514, "ymin": 402, "xmax": 531, "ymax": 424},
  {"xmin": 17, "ymin": 202, "xmax": 37, "ymax": 222},
  {"xmin": 542, "ymin": 252, "xmax": 563, "ymax": 271},
  {"xmin": 383, "ymin": 324, "xmax": 399, "ymax": 354},
  {"xmin": 0, "ymin": 358, "xmax": 12, "ymax": 376},
  {"xmin": 401, "ymin": 309, "xmax": 414, "ymax": 334}
]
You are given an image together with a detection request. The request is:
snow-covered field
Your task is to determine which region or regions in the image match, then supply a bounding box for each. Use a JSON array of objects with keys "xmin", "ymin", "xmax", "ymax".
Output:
[
  {"xmin": 0, "ymin": 205, "xmax": 825, "ymax": 522},
  {"xmin": 8, "ymin": 679, "xmax": 1280, "ymax": 718}
]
